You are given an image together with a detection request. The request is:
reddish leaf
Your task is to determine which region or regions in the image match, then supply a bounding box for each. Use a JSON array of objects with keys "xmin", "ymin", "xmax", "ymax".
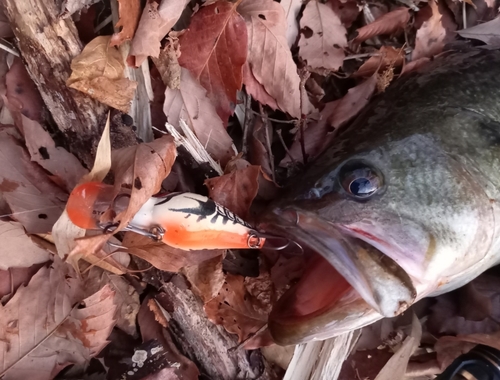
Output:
[
  {"xmin": 298, "ymin": 0, "xmax": 347, "ymax": 73},
  {"xmin": 122, "ymin": 233, "xmax": 224, "ymax": 272},
  {"xmin": 204, "ymin": 165, "xmax": 260, "ymax": 219},
  {"xmin": 182, "ymin": 255, "xmax": 225, "ymax": 303},
  {"xmin": 354, "ymin": 46, "xmax": 405, "ymax": 78},
  {"xmin": 413, "ymin": 0, "xmax": 456, "ymax": 60},
  {"xmin": 179, "ymin": 1, "xmax": 248, "ymax": 123},
  {"xmin": 328, "ymin": 0, "xmax": 361, "ymax": 28},
  {"xmin": 0, "ymin": 259, "xmax": 116, "ymax": 380},
  {"xmin": 129, "ymin": 0, "xmax": 191, "ymax": 67},
  {"xmin": 0, "ymin": 264, "xmax": 44, "ymax": 301},
  {"xmin": 164, "ymin": 68, "xmax": 234, "ymax": 165},
  {"xmin": 353, "ymin": 7, "xmax": 410, "ymax": 43},
  {"xmin": 0, "ymin": 128, "xmax": 66, "ymax": 233},
  {"xmin": 238, "ymin": 0, "xmax": 302, "ymax": 118},
  {"xmin": 110, "ymin": 0, "xmax": 141, "ymax": 47},
  {"xmin": 241, "ymin": 62, "xmax": 278, "ymax": 111}
]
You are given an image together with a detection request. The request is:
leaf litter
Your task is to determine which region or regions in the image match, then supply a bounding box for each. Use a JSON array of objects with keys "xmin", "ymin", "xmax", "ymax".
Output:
[{"xmin": 1, "ymin": 0, "xmax": 500, "ymax": 378}]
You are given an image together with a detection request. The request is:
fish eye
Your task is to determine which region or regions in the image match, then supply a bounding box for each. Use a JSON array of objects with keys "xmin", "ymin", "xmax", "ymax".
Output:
[{"xmin": 339, "ymin": 161, "xmax": 382, "ymax": 199}]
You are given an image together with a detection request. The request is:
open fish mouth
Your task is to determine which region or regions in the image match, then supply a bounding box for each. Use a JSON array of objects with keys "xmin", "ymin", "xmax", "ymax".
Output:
[{"xmin": 263, "ymin": 208, "xmax": 417, "ymax": 345}]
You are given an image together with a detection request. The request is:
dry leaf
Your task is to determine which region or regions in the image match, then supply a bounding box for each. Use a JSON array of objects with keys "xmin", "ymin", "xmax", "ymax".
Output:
[
  {"xmin": 204, "ymin": 165, "xmax": 261, "ymax": 219},
  {"xmin": 152, "ymin": 40, "xmax": 182, "ymax": 90},
  {"xmin": 238, "ymin": 0, "xmax": 302, "ymax": 118},
  {"xmin": 329, "ymin": 0, "xmax": 361, "ymax": 28},
  {"xmin": 110, "ymin": 0, "xmax": 141, "ymax": 47},
  {"xmin": 85, "ymin": 267, "xmax": 140, "ymax": 336},
  {"xmin": 129, "ymin": 0, "xmax": 191, "ymax": 67},
  {"xmin": 83, "ymin": 113, "xmax": 112, "ymax": 183},
  {"xmin": 0, "ymin": 128, "xmax": 66, "ymax": 233},
  {"xmin": 0, "ymin": 264, "xmax": 44, "ymax": 301},
  {"xmin": 353, "ymin": 7, "xmax": 410, "ymax": 43},
  {"xmin": 354, "ymin": 46, "xmax": 405, "ymax": 77},
  {"xmin": 298, "ymin": 0, "xmax": 347, "ymax": 73},
  {"xmin": 179, "ymin": 1, "xmax": 248, "ymax": 123},
  {"xmin": 413, "ymin": 0, "xmax": 456, "ymax": 60},
  {"xmin": 205, "ymin": 273, "xmax": 269, "ymax": 343},
  {"xmin": 164, "ymin": 68, "xmax": 234, "ymax": 165},
  {"xmin": 4, "ymin": 57, "xmax": 44, "ymax": 123},
  {"xmin": 242, "ymin": 62, "xmax": 279, "ymax": 111},
  {"xmin": 457, "ymin": 16, "xmax": 500, "ymax": 46},
  {"xmin": 21, "ymin": 115, "xmax": 88, "ymax": 192},
  {"xmin": 122, "ymin": 233, "xmax": 223, "ymax": 272},
  {"xmin": 67, "ymin": 35, "xmax": 138, "ymax": 112},
  {"xmin": 0, "ymin": 220, "xmax": 50, "ymax": 270},
  {"xmin": 182, "ymin": 255, "xmax": 225, "ymax": 303},
  {"xmin": 280, "ymin": 0, "xmax": 303, "ymax": 47},
  {"xmin": 0, "ymin": 259, "xmax": 116, "ymax": 380}
]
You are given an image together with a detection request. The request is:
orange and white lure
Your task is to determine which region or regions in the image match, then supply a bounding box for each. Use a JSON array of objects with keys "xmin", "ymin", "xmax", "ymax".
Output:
[{"xmin": 66, "ymin": 182, "xmax": 267, "ymax": 251}]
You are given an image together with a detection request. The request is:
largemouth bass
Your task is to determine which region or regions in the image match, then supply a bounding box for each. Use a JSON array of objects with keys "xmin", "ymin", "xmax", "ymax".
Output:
[{"xmin": 261, "ymin": 47, "xmax": 500, "ymax": 345}]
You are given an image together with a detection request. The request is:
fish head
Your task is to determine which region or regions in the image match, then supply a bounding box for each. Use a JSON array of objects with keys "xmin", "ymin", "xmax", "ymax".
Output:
[{"xmin": 262, "ymin": 129, "xmax": 495, "ymax": 345}]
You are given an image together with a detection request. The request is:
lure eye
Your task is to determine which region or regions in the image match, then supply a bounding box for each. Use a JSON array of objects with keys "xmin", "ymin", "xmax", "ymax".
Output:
[
  {"xmin": 339, "ymin": 162, "xmax": 382, "ymax": 199},
  {"xmin": 66, "ymin": 182, "xmax": 115, "ymax": 229}
]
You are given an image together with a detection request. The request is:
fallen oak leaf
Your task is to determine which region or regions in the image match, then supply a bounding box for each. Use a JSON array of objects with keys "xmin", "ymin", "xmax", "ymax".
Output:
[
  {"xmin": 67, "ymin": 35, "xmax": 138, "ymax": 112},
  {"xmin": 238, "ymin": 0, "xmax": 303, "ymax": 118},
  {"xmin": 298, "ymin": 0, "xmax": 347, "ymax": 73},
  {"xmin": 164, "ymin": 68, "xmax": 234, "ymax": 166},
  {"xmin": 0, "ymin": 259, "xmax": 116, "ymax": 380},
  {"xmin": 0, "ymin": 220, "xmax": 50, "ymax": 270},
  {"xmin": 110, "ymin": 0, "xmax": 141, "ymax": 47},
  {"xmin": 353, "ymin": 7, "xmax": 410, "ymax": 44},
  {"xmin": 129, "ymin": 0, "xmax": 191, "ymax": 67},
  {"xmin": 179, "ymin": 0, "xmax": 248, "ymax": 123}
]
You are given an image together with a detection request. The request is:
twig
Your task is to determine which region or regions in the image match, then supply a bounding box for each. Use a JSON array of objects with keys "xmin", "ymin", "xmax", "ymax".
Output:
[
  {"xmin": 298, "ymin": 68, "xmax": 310, "ymax": 165},
  {"xmin": 463, "ymin": 0, "xmax": 467, "ymax": 29},
  {"xmin": 241, "ymin": 93, "xmax": 253, "ymax": 157},
  {"xmin": 249, "ymin": 109, "xmax": 297, "ymax": 124},
  {"xmin": 0, "ymin": 38, "xmax": 19, "ymax": 57},
  {"xmin": 276, "ymin": 129, "xmax": 296, "ymax": 165},
  {"xmin": 259, "ymin": 104, "xmax": 276, "ymax": 182},
  {"xmin": 229, "ymin": 323, "xmax": 268, "ymax": 352},
  {"xmin": 0, "ymin": 304, "xmax": 78, "ymax": 378}
]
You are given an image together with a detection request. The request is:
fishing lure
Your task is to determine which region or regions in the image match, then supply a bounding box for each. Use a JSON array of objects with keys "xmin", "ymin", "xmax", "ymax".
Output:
[{"xmin": 66, "ymin": 182, "xmax": 268, "ymax": 250}]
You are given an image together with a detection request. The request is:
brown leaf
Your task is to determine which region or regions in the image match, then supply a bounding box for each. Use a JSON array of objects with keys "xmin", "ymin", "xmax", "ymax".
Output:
[
  {"xmin": 0, "ymin": 259, "xmax": 116, "ymax": 380},
  {"xmin": 457, "ymin": 16, "xmax": 500, "ymax": 46},
  {"xmin": 204, "ymin": 273, "xmax": 269, "ymax": 343},
  {"xmin": 122, "ymin": 233, "xmax": 223, "ymax": 272},
  {"xmin": 0, "ymin": 264, "xmax": 44, "ymax": 301},
  {"xmin": 298, "ymin": 0, "xmax": 347, "ymax": 72},
  {"xmin": 238, "ymin": 0, "xmax": 302, "ymax": 118},
  {"xmin": 241, "ymin": 62, "xmax": 278, "ymax": 111},
  {"xmin": 281, "ymin": 75, "xmax": 377, "ymax": 165},
  {"xmin": 328, "ymin": 0, "xmax": 361, "ymax": 28},
  {"xmin": 413, "ymin": 0, "xmax": 456, "ymax": 60},
  {"xmin": 21, "ymin": 116, "xmax": 88, "ymax": 192},
  {"xmin": 152, "ymin": 40, "xmax": 181, "ymax": 90},
  {"xmin": 0, "ymin": 128, "xmax": 66, "ymax": 233},
  {"xmin": 204, "ymin": 165, "xmax": 260, "ymax": 219},
  {"xmin": 354, "ymin": 46, "xmax": 405, "ymax": 77},
  {"xmin": 67, "ymin": 35, "xmax": 138, "ymax": 112},
  {"xmin": 164, "ymin": 68, "xmax": 234, "ymax": 165},
  {"xmin": 4, "ymin": 57, "xmax": 44, "ymax": 123},
  {"xmin": 182, "ymin": 255, "xmax": 225, "ymax": 303},
  {"xmin": 110, "ymin": 0, "xmax": 141, "ymax": 47},
  {"xmin": 280, "ymin": 0, "xmax": 302, "ymax": 47},
  {"xmin": 85, "ymin": 267, "xmax": 140, "ymax": 336},
  {"xmin": 129, "ymin": 0, "xmax": 191, "ymax": 67},
  {"xmin": 179, "ymin": 1, "xmax": 247, "ymax": 123},
  {"xmin": 0, "ymin": 220, "xmax": 50, "ymax": 270},
  {"xmin": 353, "ymin": 7, "xmax": 410, "ymax": 43}
]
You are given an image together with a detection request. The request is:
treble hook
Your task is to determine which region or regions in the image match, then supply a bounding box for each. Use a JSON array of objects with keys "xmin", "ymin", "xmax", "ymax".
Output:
[{"xmin": 250, "ymin": 231, "xmax": 304, "ymax": 255}]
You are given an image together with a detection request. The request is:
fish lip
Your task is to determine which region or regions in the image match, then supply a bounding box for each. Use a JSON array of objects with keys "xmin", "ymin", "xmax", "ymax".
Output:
[{"xmin": 263, "ymin": 207, "xmax": 417, "ymax": 318}]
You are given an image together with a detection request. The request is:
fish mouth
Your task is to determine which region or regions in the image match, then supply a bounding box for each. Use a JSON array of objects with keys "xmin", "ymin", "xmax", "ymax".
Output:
[{"xmin": 263, "ymin": 208, "xmax": 417, "ymax": 345}]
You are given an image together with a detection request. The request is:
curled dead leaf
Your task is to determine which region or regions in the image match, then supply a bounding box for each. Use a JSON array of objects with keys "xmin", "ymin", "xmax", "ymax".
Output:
[
  {"xmin": 67, "ymin": 35, "xmax": 138, "ymax": 112},
  {"xmin": 353, "ymin": 7, "xmax": 410, "ymax": 44}
]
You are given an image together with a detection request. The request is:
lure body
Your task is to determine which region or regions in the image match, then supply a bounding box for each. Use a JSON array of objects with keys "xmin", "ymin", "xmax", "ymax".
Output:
[{"xmin": 67, "ymin": 182, "xmax": 265, "ymax": 250}]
